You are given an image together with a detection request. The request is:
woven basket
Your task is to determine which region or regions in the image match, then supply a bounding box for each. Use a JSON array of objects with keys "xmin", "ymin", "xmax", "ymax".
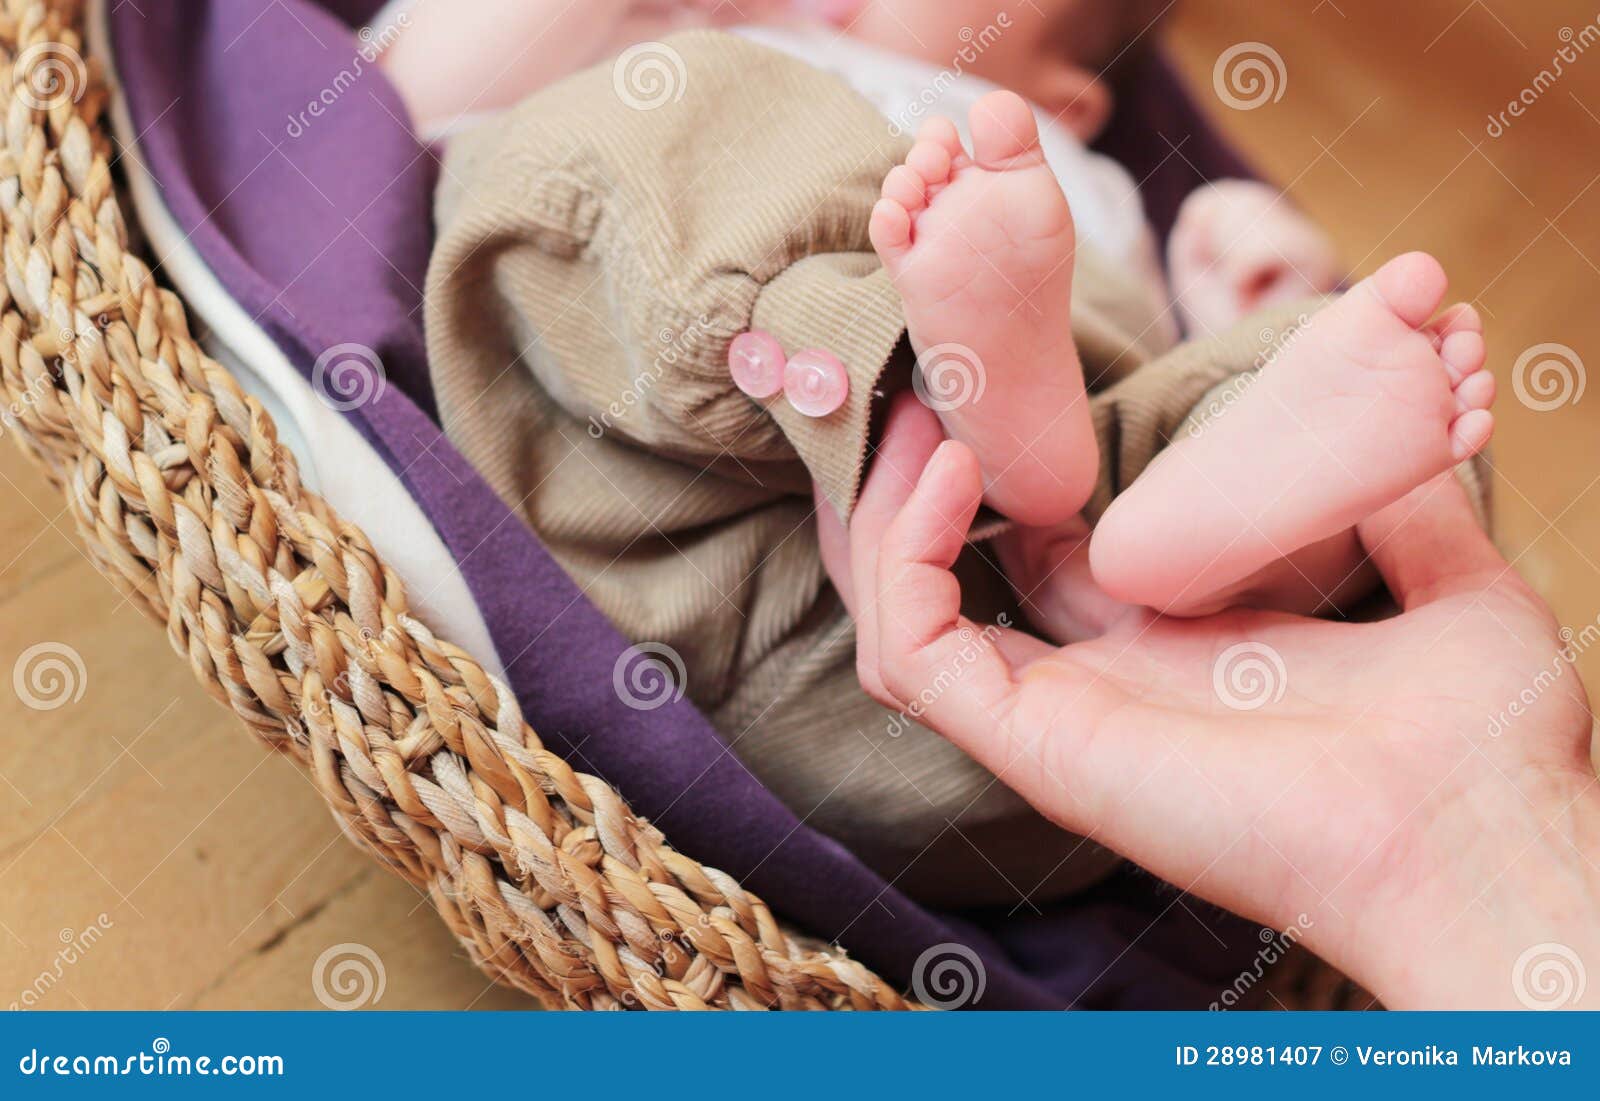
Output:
[{"xmin": 0, "ymin": 0, "xmax": 914, "ymax": 1011}]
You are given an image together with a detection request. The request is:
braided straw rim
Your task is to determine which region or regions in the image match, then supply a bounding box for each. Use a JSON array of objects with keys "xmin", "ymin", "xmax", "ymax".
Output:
[{"xmin": 1, "ymin": 0, "xmax": 912, "ymax": 1010}]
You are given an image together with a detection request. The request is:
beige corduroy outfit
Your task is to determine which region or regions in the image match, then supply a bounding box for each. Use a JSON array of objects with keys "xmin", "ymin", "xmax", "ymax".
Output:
[{"xmin": 424, "ymin": 31, "xmax": 1488, "ymax": 906}]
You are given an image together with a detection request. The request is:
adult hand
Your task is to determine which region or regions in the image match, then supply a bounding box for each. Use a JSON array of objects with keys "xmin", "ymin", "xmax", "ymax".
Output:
[{"xmin": 819, "ymin": 393, "xmax": 1600, "ymax": 1008}]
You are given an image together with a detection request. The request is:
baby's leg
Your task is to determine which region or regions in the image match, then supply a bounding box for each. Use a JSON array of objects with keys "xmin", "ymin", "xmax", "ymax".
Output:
[
  {"xmin": 870, "ymin": 92, "xmax": 1097, "ymax": 528},
  {"xmin": 1089, "ymin": 252, "xmax": 1493, "ymax": 614}
]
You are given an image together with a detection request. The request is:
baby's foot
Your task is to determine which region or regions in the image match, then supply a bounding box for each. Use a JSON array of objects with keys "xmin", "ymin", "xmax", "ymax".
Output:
[
  {"xmin": 1090, "ymin": 252, "xmax": 1494, "ymax": 612},
  {"xmin": 995, "ymin": 518, "xmax": 1136, "ymax": 644},
  {"xmin": 1169, "ymin": 180, "xmax": 1343, "ymax": 335},
  {"xmin": 870, "ymin": 91, "xmax": 1096, "ymax": 527}
]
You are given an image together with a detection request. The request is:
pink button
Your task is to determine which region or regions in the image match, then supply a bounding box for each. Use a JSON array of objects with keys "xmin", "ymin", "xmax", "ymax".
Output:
[
  {"xmin": 784, "ymin": 349, "xmax": 849, "ymax": 418},
  {"xmin": 728, "ymin": 330, "xmax": 787, "ymax": 400}
]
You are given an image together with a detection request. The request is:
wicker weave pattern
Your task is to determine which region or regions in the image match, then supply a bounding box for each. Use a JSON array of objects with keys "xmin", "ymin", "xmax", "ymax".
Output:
[{"xmin": 0, "ymin": 0, "xmax": 910, "ymax": 1011}]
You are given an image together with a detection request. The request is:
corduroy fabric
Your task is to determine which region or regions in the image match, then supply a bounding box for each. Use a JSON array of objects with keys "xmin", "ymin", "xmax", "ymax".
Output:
[{"xmin": 425, "ymin": 32, "xmax": 1489, "ymax": 905}]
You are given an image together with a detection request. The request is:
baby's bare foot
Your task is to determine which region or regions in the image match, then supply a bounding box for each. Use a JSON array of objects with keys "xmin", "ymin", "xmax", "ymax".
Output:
[
  {"xmin": 1090, "ymin": 252, "xmax": 1494, "ymax": 613},
  {"xmin": 870, "ymin": 91, "xmax": 1096, "ymax": 527},
  {"xmin": 995, "ymin": 518, "xmax": 1136, "ymax": 644}
]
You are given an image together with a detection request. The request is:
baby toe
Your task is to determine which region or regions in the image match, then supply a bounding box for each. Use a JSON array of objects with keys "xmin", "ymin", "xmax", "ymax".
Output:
[
  {"xmin": 916, "ymin": 115, "xmax": 965, "ymax": 160},
  {"xmin": 1368, "ymin": 252, "xmax": 1449, "ymax": 330},
  {"xmin": 905, "ymin": 139, "xmax": 953, "ymax": 188},
  {"xmin": 1450, "ymin": 408, "xmax": 1494, "ymax": 462},
  {"xmin": 968, "ymin": 90, "xmax": 1043, "ymax": 168},
  {"xmin": 1434, "ymin": 302, "xmax": 1484, "ymax": 339},
  {"xmin": 869, "ymin": 198, "xmax": 913, "ymax": 257},
  {"xmin": 881, "ymin": 164, "xmax": 928, "ymax": 212},
  {"xmin": 1440, "ymin": 329, "xmax": 1487, "ymax": 384},
  {"xmin": 1453, "ymin": 367, "xmax": 1496, "ymax": 413}
]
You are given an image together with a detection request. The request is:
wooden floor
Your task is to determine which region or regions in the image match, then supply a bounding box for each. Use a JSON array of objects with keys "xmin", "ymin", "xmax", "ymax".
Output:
[{"xmin": 3, "ymin": 0, "xmax": 1598, "ymax": 1010}]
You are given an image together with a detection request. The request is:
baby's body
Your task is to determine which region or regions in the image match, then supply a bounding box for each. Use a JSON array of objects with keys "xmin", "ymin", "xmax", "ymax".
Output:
[
  {"xmin": 378, "ymin": 0, "xmax": 1337, "ymax": 336},
  {"xmin": 379, "ymin": 0, "xmax": 1419, "ymax": 624},
  {"xmin": 393, "ymin": 3, "xmax": 1496, "ymax": 903}
]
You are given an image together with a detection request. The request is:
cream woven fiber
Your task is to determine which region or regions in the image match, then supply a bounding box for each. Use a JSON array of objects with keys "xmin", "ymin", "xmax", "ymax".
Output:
[{"xmin": 0, "ymin": 0, "xmax": 911, "ymax": 1011}]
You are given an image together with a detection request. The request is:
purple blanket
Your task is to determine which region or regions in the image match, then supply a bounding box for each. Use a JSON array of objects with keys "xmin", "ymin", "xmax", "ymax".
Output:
[{"xmin": 108, "ymin": 0, "xmax": 1268, "ymax": 1009}]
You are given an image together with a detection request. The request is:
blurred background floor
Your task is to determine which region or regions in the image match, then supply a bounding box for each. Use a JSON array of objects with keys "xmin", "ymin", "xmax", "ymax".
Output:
[
  {"xmin": 2, "ymin": 0, "xmax": 1597, "ymax": 1009},
  {"xmin": 1168, "ymin": 0, "xmax": 1600, "ymax": 669}
]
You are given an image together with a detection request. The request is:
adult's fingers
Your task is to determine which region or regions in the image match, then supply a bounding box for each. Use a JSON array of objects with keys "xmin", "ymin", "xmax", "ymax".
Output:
[
  {"xmin": 870, "ymin": 439, "xmax": 1048, "ymax": 733},
  {"xmin": 1357, "ymin": 473, "xmax": 1511, "ymax": 610},
  {"xmin": 847, "ymin": 392, "xmax": 947, "ymax": 705}
]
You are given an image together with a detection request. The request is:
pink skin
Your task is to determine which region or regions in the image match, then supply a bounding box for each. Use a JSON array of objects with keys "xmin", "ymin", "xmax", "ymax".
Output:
[
  {"xmin": 846, "ymin": 0, "xmax": 1119, "ymax": 141},
  {"xmin": 870, "ymin": 91, "xmax": 1097, "ymax": 527},
  {"xmin": 380, "ymin": 0, "xmax": 797, "ymax": 133},
  {"xmin": 383, "ymin": 0, "xmax": 1123, "ymax": 143},
  {"xmin": 1089, "ymin": 252, "xmax": 1495, "ymax": 617},
  {"xmin": 819, "ymin": 401, "xmax": 1600, "ymax": 1009},
  {"xmin": 1169, "ymin": 181, "xmax": 1345, "ymax": 335}
]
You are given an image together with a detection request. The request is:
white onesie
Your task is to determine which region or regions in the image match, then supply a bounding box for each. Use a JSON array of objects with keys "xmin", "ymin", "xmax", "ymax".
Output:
[{"xmin": 367, "ymin": 3, "xmax": 1177, "ymax": 339}]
